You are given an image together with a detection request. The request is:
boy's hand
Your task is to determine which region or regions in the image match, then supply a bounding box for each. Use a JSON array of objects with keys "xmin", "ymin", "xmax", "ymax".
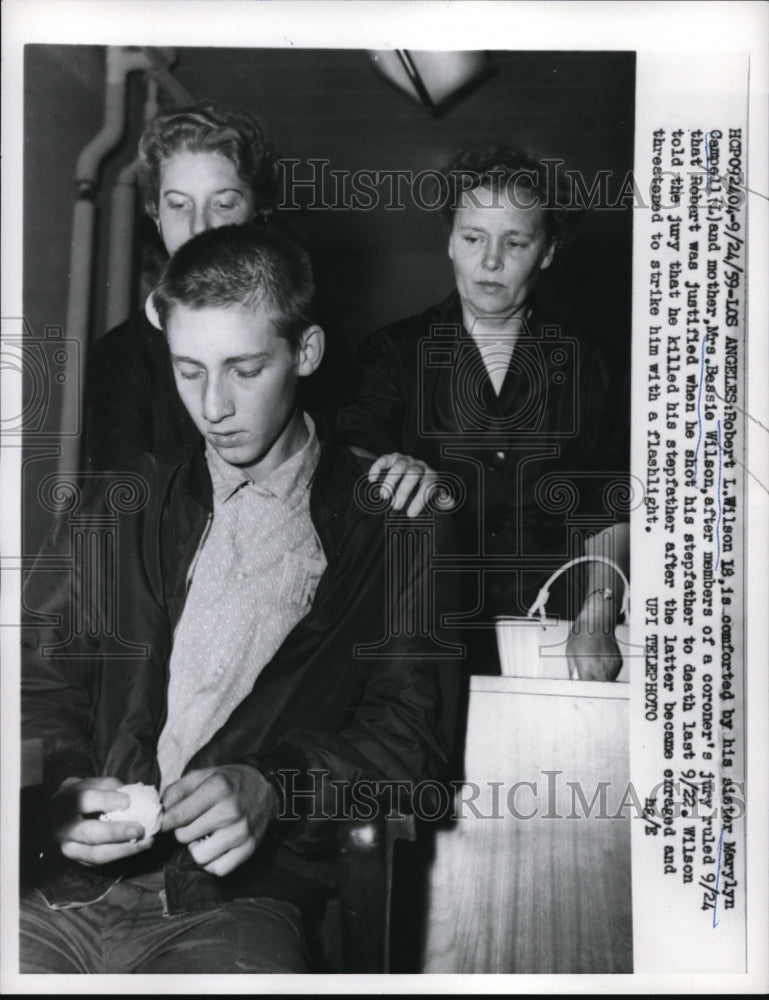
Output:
[
  {"xmin": 52, "ymin": 776, "xmax": 153, "ymax": 866},
  {"xmin": 161, "ymin": 765, "xmax": 279, "ymax": 877}
]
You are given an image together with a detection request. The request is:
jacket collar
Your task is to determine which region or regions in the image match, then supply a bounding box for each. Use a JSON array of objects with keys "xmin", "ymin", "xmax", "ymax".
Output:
[{"xmin": 180, "ymin": 440, "xmax": 214, "ymax": 512}]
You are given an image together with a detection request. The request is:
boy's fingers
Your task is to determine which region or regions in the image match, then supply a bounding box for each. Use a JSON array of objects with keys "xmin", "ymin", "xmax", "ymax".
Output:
[
  {"xmin": 161, "ymin": 768, "xmax": 213, "ymax": 812},
  {"xmin": 62, "ymin": 837, "xmax": 153, "ymax": 866},
  {"xmin": 78, "ymin": 788, "xmax": 130, "ymax": 816},
  {"xmin": 64, "ymin": 817, "xmax": 145, "ymax": 845},
  {"xmin": 162, "ymin": 770, "xmax": 226, "ymax": 831}
]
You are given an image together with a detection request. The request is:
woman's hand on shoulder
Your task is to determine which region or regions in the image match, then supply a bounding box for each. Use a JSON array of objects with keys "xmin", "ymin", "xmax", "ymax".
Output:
[{"xmin": 368, "ymin": 453, "xmax": 450, "ymax": 518}]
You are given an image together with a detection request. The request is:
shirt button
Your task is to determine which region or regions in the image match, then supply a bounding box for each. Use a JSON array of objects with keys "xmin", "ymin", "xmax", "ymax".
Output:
[{"xmin": 489, "ymin": 450, "xmax": 506, "ymax": 470}]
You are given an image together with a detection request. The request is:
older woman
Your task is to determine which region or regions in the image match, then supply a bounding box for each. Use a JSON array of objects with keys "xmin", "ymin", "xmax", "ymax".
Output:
[
  {"xmin": 86, "ymin": 101, "xmax": 279, "ymax": 469},
  {"xmin": 337, "ymin": 146, "xmax": 631, "ymax": 679}
]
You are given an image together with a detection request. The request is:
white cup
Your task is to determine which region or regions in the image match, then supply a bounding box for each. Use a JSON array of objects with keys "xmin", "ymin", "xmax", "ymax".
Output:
[
  {"xmin": 495, "ymin": 617, "xmax": 631, "ymax": 681},
  {"xmin": 495, "ymin": 616, "xmax": 571, "ymax": 678}
]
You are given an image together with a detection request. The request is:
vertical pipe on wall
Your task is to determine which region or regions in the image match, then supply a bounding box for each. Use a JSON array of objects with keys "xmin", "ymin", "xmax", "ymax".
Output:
[
  {"xmin": 105, "ymin": 171, "xmax": 138, "ymax": 332},
  {"xmin": 60, "ymin": 47, "xmax": 190, "ymax": 473},
  {"xmin": 60, "ymin": 46, "xmax": 154, "ymax": 475},
  {"xmin": 105, "ymin": 78, "xmax": 160, "ymax": 332}
]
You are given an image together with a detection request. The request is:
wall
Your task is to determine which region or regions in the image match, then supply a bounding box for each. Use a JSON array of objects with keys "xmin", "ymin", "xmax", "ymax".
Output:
[
  {"xmin": 23, "ymin": 45, "xmax": 106, "ymax": 551},
  {"xmin": 24, "ymin": 46, "xmax": 635, "ymax": 350},
  {"xmin": 171, "ymin": 47, "xmax": 635, "ymax": 349}
]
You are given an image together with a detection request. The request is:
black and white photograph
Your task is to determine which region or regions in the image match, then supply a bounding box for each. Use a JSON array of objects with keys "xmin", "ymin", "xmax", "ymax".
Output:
[{"xmin": 1, "ymin": 1, "xmax": 767, "ymax": 993}]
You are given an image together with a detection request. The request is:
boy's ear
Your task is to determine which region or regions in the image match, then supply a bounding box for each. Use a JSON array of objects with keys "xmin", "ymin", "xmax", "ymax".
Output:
[
  {"xmin": 147, "ymin": 200, "xmax": 160, "ymax": 227},
  {"xmin": 295, "ymin": 325, "xmax": 325, "ymax": 377}
]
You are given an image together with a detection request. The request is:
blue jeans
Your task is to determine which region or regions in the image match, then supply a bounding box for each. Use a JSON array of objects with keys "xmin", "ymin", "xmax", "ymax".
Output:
[{"xmin": 20, "ymin": 871, "xmax": 311, "ymax": 974}]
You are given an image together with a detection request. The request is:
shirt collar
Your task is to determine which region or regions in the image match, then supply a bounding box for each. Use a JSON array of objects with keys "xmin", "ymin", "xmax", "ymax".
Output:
[
  {"xmin": 206, "ymin": 412, "xmax": 320, "ymax": 508},
  {"xmin": 461, "ymin": 306, "xmax": 533, "ymax": 344}
]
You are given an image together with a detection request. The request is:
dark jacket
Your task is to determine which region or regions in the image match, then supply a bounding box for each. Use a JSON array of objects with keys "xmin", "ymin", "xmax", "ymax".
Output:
[
  {"xmin": 87, "ymin": 311, "xmax": 200, "ymax": 470},
  {"xmin": 22, "ymin": 436, "xmax": 461, "ymax": 915},
  {"xmin": 337, "ymin": 293, "xmax": 631, "ymax": 633}
]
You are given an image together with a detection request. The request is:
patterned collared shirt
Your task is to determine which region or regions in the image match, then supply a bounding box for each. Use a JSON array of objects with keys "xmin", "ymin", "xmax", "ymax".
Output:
[{"xmin": 156, "ymin": 415, "xmax": 325, "ymax": 789}]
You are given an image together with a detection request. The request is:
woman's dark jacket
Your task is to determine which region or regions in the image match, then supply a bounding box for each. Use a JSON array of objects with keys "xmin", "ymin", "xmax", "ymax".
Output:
[{"xmin": 337, "ymin": 293, "xmax": 631, "ymax": 640}]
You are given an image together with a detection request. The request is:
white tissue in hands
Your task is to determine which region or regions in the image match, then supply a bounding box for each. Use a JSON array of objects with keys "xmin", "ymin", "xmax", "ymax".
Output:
[{"xmin": 101, "ymin": 782, "xmax": 162, "ymax": 837}]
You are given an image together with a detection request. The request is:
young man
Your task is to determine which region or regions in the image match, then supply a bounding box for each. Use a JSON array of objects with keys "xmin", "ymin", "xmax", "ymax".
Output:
[{"xmin": 21, "ymin": 224, "xmax": 460, "ymax": 974}]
